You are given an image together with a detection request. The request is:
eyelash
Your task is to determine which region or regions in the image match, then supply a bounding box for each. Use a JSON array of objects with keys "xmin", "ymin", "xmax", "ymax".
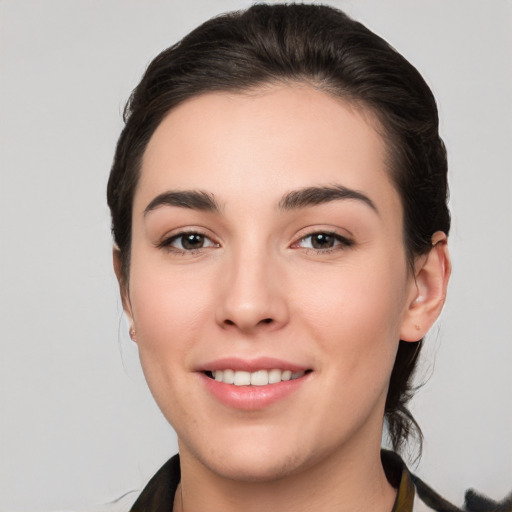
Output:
[
  {"xmin": 156, "ymin": 230, "xmax": 354, "ymax": 255},
  {"xmin": 293, "ymin": 231, "xmax": 354, "ymax": 254},
  {"xmin": 157, "ymin": 230, "xmax": 218, "ymax": 254}
]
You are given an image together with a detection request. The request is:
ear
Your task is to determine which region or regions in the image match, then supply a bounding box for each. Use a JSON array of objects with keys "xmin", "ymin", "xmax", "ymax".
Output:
[
  {"xmin": 113, "ymin": 247, "xmax": 134, "ymax": 324},
  {"xmin": 400, "ymin": 231, "xmax": 451, "ymax": 342}
]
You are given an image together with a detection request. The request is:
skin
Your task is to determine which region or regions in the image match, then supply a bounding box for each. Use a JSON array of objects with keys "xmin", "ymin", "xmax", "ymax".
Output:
[{"xmin": 116, "ymin": 84, "xmax": 450, "ymax": 512}]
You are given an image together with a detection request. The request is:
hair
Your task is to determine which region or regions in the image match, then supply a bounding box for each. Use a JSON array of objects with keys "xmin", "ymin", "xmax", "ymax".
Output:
[{"xmin": 107, "ymin": 3, "xmax": 450, "ymax": 455}]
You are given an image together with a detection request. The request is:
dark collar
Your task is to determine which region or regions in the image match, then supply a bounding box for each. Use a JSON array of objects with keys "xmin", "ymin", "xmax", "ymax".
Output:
[
  {"xmin": 130, "ymin": 453, "xmax": 180, "ymax": 511},
  {"xmin": 130, "ymin": 451, "xmax": 461, "ymax": 512},
  {"xmin": 382, "ymin": 450, "xmax": 462, "ymax": 512}
]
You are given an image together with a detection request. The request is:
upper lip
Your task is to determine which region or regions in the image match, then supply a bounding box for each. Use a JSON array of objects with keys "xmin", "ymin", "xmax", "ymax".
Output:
[{"xmin": 196, "ymin": 357, "xmax": 310, "ymax": 373}]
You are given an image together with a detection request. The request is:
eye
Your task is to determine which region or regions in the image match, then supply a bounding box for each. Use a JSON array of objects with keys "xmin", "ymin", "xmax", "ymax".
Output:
[
  {"xmin": 295, "ymin": 231, "xmax": 353, "ymax": 251},
  {"xmin": 159, "ymin": 231, "xmax": 218, "ymax": 252}
]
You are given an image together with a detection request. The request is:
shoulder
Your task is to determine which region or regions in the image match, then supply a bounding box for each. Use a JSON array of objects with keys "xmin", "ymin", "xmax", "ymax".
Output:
[
  {"xmin": 128, "ymin": 454, "xmax": 180, "ymax": 512},
  {"xmin": 131, "ymin": 451, "xmax": 463, "ymax": 512},
  {"xmin": 411, "ymin": 473, "xmax": 463, "ymax": 512},
  {"xmin": 412, "ymin": 477, "xmax": 512, "ymax": 512},
  {"xmin": 82, "ymin": 451, "xmax": 510, "ymax": 512},
  {"xmin": 51, "ymin": 455, "xmax": 180, "ymax": 512},
  {"xmin": 381, "ymin": 450, "xmax": 463, "ymax": 512},
  {"xmin": 51, "ymin": 490, "xmax": 140, "ymax": 512}
]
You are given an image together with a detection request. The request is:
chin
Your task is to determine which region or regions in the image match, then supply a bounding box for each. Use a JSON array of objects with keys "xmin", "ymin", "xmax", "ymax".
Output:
[
  {"xmin": 206, "ymin": 449, "xmax": 307, "ymax": 483},
  {"xmin": 181, "ymin": 427, "xmax": 322, "ymax": 483}
]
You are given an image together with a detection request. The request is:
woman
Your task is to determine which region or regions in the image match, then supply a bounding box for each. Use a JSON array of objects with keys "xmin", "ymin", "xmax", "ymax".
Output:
[{"xmin": 107, "ymin": 4, "xmax": 454, "ymax": 511}]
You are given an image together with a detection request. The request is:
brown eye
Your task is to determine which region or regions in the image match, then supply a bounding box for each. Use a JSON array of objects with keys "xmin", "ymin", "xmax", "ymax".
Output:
[
  {"xmin": 310, "ymin": 233, "xmax": 336, "ymax": 249},
  {"xmin": 180, "ymin": 233, "xmax": 206, "ymax": 250},
  {"xmin": 295, "ymin": 231, "xmax": 353, "ymax": 251},
  {"xmin": 159, "ymin": 231, "xmax": 218, "ymax": 252}
]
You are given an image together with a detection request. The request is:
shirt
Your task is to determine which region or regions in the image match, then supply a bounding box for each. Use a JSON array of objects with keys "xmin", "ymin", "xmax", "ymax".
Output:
[{"xmin": 127, "ymin": 450, "xmax": 463, "ymax": 512}]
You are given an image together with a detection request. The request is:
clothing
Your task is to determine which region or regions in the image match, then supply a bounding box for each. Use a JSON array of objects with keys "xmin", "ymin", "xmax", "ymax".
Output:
[{"xmin": 129, "ymin": 450, "xmax": 463, "ymax": 512}]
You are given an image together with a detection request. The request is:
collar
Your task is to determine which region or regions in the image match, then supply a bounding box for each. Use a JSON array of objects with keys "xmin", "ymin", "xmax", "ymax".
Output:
[
  {"xmin": 382, "ymin": 450, "xmax": 462, "ymax": 512},
  {"xmin": 129, "ymin": 450, "xmax": 460, "ymax": 512}
]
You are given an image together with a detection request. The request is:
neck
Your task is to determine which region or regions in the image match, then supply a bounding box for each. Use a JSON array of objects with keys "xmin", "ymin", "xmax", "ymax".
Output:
[{"xmin": 176, "ymin": 435, "xmax": 397, "ymax": 512}]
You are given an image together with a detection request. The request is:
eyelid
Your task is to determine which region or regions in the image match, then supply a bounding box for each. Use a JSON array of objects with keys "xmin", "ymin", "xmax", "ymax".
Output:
[
  {"xmin": 156, "ymin": 228, "xmax": 220, "ymax": 252},
  {"xmin": 291, "ymin": 229, "xmax": 354, "ymax": 251},
  {"xmin": 155, "ymin": 226, "xmax": 353, "ymax": 254}
]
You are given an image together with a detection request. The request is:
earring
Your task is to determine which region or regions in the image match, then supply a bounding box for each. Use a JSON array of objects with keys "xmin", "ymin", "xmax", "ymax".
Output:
[{"xmin": 129, "ymin": 327, "xmax": 137, "ymax": 341}]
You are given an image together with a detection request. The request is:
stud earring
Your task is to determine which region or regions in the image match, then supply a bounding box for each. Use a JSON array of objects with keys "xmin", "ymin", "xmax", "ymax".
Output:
[{"xmin": 129, "ymin": 327, "xmax": 137, "ymax": 341}]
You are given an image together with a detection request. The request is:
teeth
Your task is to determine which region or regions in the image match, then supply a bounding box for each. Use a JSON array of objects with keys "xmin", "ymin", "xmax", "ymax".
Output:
[
  {"xmin": 233, "ymin": 371, "xmax": 251, "ymax": 386},
  {"xmin": 223, "ymin": 369, "xmax": 235, "ymax": 384},
  {"xmin": 250, "ymin": 370, "xmax": 268, "ymax": 386},
  {"xmin": 212, "ymin": 369, "xmax": 305, "ymax": 386},
  {"xmin": 268, "ymin": 368, "xmax": 282, "ymax": 384}
]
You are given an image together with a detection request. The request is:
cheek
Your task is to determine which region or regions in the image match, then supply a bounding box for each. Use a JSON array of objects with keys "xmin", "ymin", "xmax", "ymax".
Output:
[
  {"xmin": 295, "ymin": 256, "xmax": 408, "ymax": 377},
  {"xmin": 298, "ymin": 257, "xmax": 407, "ymax": 334},
  {"xmin": 127, "ymin": 260, "xmax": 214, "ymax": 363},
  {"xmin": 127, "ymin": 264, "xmax": 213, "ymax": 425}
]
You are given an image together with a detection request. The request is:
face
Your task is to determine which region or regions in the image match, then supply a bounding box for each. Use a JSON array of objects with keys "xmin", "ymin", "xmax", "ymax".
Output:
[{"xmin": 123, "ymin": 85, "xmax": 420, "ymax": 481}]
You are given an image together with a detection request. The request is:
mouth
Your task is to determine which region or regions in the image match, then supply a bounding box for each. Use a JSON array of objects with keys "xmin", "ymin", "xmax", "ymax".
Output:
[
  {"xmin": 204, "ymin": 368, "xmax": 312, "ymax": 386},
  {"xmin": 198, "ymin": 357, "xmax": 312, "ymax": 409}
]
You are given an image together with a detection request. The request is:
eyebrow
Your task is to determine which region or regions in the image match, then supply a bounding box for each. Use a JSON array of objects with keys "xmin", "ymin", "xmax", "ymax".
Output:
[
  {"xmin": 143, "ymin": 185, "xmax": 377, "ymax": 217},
  {"xmin": 278, "ymin": 185, "xmax": 378, "ymax": 214},
  {"xmin": 144, "ymin": 190, "xmax": 221, "ymax": 215}
]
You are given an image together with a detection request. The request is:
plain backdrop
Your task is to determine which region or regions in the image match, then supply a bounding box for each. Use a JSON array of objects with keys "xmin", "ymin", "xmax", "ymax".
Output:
[{"xmin": 1, "ymin": 1, "xmax": 511, "ymax": 511}]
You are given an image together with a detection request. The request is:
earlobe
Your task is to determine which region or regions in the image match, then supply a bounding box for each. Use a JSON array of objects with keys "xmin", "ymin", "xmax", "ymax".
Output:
[
  {"xmin": 400, "ymin": 232, "xmax": 451, "ymax": 342},
  {"xmin": 129, "ymin": 326, "xmax": 137, "ymax": 342}
]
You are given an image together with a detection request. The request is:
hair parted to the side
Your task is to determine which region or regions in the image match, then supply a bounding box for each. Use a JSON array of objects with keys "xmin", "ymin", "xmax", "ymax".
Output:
[{"xmin": 107, "ymin": 3, "xmax": 450, "ymax": 455}]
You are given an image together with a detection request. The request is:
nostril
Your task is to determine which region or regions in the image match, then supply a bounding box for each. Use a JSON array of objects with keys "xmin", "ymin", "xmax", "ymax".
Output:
[{"xmin": 222, "ymin": 317, "xmax": 274, "ymax": 328}]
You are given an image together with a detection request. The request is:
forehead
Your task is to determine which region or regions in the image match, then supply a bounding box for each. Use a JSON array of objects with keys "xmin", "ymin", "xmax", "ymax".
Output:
[{"xmin": 136, "ymin": 84, "xmax": 398, "ymax": 216}]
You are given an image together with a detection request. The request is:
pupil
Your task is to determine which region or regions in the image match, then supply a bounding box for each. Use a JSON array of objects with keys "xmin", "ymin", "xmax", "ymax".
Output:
[
  {"xmin": 182, "ymin": 234, "xmax": 204, "ymax": 250},
  {"xmin": 312, "ymin": 233, "xmax": 333, "ymax": 249}
]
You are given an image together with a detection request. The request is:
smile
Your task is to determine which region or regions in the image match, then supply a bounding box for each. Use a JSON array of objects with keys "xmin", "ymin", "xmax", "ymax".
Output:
[{"xmin": 206, "ymin": 369, "xmax": 307, "ymax": 386}]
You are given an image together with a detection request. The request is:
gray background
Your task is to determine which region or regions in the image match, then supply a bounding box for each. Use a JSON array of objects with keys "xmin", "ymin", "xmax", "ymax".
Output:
[{"xmin": 1, "ymin": 1, "xmax": 510, "ymax": 510}]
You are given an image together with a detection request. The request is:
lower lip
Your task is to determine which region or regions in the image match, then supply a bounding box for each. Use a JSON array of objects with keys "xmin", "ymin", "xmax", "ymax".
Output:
[{"xmin": 200, "ymin": 373, "xmax": 310, "ymax": 410}]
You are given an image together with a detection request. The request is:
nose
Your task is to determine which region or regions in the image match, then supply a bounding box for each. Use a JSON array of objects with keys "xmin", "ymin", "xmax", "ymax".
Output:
[{"xmin": 215, "ymin": 248, "xmax": 289, "ymax": 334}]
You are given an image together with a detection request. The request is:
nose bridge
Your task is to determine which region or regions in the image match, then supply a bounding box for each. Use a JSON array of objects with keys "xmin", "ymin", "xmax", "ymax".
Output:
[{"xmin": 216, "ymin": 240, "xmax": 288, "ymax": 332}]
